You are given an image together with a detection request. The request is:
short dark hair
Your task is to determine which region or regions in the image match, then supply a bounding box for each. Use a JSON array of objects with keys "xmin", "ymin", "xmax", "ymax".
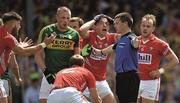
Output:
[
  {"xmin": 2, "ymin": 11, "xmax": 22, "ymax": 23},
  {"xmin": 70, "ymin": 17, "xmax": 84, "ymax": 27},
  {"xmin": 69, "ymin": 54, "xmax": 84, "ymax": 67},
  {"xmin": 115, "ymin": 12, "xmax": 133, "ymax": 28}
]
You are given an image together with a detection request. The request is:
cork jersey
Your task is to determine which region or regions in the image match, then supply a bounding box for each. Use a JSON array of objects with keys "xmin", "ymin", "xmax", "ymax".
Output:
[
  {"xmin": 0, "ymin": 27, "xmax": 18, "ymax": 75},
  {"xmin": 53, "ymin": 66, "xmax": 96, "ymax": 92},
  {"xmin": 84, "ymin": 30, "xmax": 116, "ymax": 81},
  {"xmin": 38, "ymin": 24, "xmax": 80, "ymax": 74},
  {"xmin": 138, "ymin": 34, "xmax": 170, "ymax": 80}
]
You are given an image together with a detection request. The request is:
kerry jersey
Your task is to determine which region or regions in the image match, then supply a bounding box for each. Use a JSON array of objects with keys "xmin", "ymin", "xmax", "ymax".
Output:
[{"xmin": 38, "ymin": 24, "xmax": 80, "ymax": 74}]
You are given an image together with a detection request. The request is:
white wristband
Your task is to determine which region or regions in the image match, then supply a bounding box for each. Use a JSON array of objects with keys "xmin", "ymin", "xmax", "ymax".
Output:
[
  {"xmin": 159, "ymin": 68, "xmax": 165, "ymax": 74},
  {"xmin": 40, "ymin": 42, "xmax": 46, "ymax": 48}
]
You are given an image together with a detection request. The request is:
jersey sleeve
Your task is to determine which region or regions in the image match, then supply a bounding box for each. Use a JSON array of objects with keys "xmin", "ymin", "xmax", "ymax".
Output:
[
  {"xmin": 159, "ymin": 40, "xmax": 170, "ymax": 56},
  {"xmin": 81, "ymin": 30, "xmax": 94, "ymax": 47},
  {"xmin": 85, "ymin": 69, "xmax": 96, "ymax": 88},
  {"xmin": 37, "ymin": 27, "xmax": 47, "ymax": 43},
  {"xmin": 74, "ymin": 32, "xmax": 80, "ymax": 48}
]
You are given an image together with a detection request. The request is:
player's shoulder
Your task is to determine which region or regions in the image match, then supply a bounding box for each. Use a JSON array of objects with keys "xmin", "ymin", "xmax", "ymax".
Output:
[
  {"xmin": 67, "ymin": 27, "xmax": 79, "ymax": 34},
  {"xmin": 154, "ymin": 36, "xmax": 168, "ymax": 45},
  {"xmin": 0, "ymin": 27, "xmax": 7, "ymax": 37},
  {"xmin": 67, "ymin": 26, "xmax": 77, "ymax": 33},
  {"xmin": 41, "ymin": 24, "xmax": 56, "ymax": 32}
]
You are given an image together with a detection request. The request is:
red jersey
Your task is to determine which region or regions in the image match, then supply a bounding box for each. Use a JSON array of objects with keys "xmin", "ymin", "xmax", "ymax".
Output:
[
  {"xmin": 53, "ymin": 66, "xmax": 96, "ymax": 92},
  {"xmin": 84, "ymin": 30, "xmax": 116, "ymax": 81},
  {"xmin": 0, "ymin": 27, "xmax": 18, "ymax": 75},
  {"xmin": 138, "ymin": 34, "xmax": 170, "ymax": 80}
]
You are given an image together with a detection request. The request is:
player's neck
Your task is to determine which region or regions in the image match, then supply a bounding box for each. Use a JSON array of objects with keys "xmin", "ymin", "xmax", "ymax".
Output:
[
  {"xmin": 120, "ymin": 28, "xmax": 131, "ymax": 36},
  {"xmin": 142, "ymin": 35, "xmax": 150, "ymax": 42},
  {"xmin": 56, "ymin": 24, "xmax": 67, "ymax": 32},
  {"xmin": 97, "ymin": 33, "xmax": 105, "ymax": 38}
]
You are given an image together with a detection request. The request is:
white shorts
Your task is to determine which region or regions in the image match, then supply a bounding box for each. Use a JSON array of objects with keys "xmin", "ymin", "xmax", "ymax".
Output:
[
  {"xmin": 83, "ymin": 80, "xmax": 113, "ymax": 99},
  {"xmin": 47, "ymin": 87, "xmax": 90, "ymax": 103},
  {"xmin": 39, "ymin": 75, "xmax": 53, "ymax": 99},
  {"xmin": 0, "ymin": 79, "xmax": 7, "ymax": 98},
  {"xmin": 138, "ymin": 79, "xmax": 160, "ymax": 101},
  {"xmin": 2, "ymin": 79, "xmax": 10, "ymax": 96}
]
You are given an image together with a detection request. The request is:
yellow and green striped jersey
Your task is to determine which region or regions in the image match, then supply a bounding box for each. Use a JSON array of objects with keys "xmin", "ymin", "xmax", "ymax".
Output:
[{"xmin": 38, "ymin": 24, "xmax": 79, "ymax": 74}]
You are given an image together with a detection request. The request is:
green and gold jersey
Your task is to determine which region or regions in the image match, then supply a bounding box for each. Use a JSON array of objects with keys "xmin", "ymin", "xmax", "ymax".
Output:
[{"xmin": 38, "ymin": 24, "xmax": 80, "ymax": 74}]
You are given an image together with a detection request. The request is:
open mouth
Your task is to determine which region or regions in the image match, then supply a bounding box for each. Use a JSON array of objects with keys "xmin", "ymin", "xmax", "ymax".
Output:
[
  {"xmin": 102, "ymin": 28, "xmax": 107, "ymax": 31},
  {"xmin": 143, "ymin": 31, "xmax": 147, "ymax": 34}
]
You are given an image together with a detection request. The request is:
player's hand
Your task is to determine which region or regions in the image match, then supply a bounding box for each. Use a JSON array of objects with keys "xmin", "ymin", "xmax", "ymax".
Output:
[
  {"xmin": 19, "ymin": 37, "xmax": 33, "ymax": 48},
  {"xmin": 128, "ymin": 34, "xmax": 139, "ymax": 48},
  {"xmin": 93, "ymin": 14, "xmax": 106, "ymax": 22},
  {"xmin": 81, "ymin": 44, "xmax": 92, "ymax": 57},
  {"xmin": 43, "ymin": 68, "xmax": 55, "ymax": 84},
  {"xmin": 98, "ymin": 96, "xmax": 102, "ymax": 103},
  {"xmin": 43, "ymin": 32, "xmax": 56, "ymax": 45},
  {"xmin": 149, "ymin": 70, "xmax": 161, "ymax": 79},
  {"xmin": 91, "ymin": 46, "xmax": 102, "ymax": 55}
]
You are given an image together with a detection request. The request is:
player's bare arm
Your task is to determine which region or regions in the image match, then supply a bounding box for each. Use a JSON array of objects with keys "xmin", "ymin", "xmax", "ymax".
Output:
[
  {"xmin": 89, "ymin": 88, "xmax": 102, "ymax": 103},
  {"xmin": 79, "ymin": 20, "xmax": 95, "ymax": 39},
  {"xmin": 35, "ymin": 49, "xmax": 46, "ymax": 69},
  {"xmin": 149, "ymin": 48, "xmax": 179, "ymax": 78},
  {"xmin": 13, "ymin": 34, "xmax": 56, "ymax": 55},
  {"xmin": 92, "ymin": 44, "xmax": 114, "ymax": 55},
  {"xmin": 8, "ymin": 52, "xmax": 22, "ymax": 86}
]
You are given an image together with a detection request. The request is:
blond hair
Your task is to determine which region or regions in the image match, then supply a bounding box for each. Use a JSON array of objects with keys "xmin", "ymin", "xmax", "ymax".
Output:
[
  {"xmin": 57, "ymin": 6, "xmax": 71, "ymax": 16},
  {"xmin": 142, "ymin": 14, "xmax": 156, "ymax": 26}
]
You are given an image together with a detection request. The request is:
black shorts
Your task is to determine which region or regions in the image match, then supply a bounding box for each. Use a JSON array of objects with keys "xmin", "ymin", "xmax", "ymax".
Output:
[{"xmin": 116, "ymin": 71, "xmax": 140, "ymax": 103}]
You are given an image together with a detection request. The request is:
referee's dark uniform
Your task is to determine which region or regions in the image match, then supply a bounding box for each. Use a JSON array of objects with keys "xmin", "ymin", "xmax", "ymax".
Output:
[{"xmin": 113, "ymin": 32, "xmax": 140, "ymax": 103}]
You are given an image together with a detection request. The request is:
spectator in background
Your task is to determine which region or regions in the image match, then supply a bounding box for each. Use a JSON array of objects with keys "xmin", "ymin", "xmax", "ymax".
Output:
[
  {"xmin": 69, "ymin": 17, "xmax": 84, "ymax": 48},
  {"xmin": 0, "ymin": 11, "xmax": 55, "ymax": 103},
  {"xmin": 47, "ymin": 54, "xmax": 102, "ymax": 103},
  {"xmin": 137, "ymin": 14, "xmax": 179, "ymax": 103},
  {"xmin": 35, "ymin": 6, "xmax": 80, "ymax": 103},
  {"xmin": 24, "ymin": 72, "xmax": 40, "ymax": 103}
]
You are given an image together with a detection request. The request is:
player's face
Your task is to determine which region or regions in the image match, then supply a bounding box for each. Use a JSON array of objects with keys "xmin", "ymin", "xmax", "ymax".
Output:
[
  {"xmin": 94, "ymin": 18, "xmax": 110, "ymax": 35},
  {"xmin": 114, "ymin": 18, "xmax": 124, "ymax": 34},
  {"xmin": 56, "ymin": 11, "xmax": 71, "ymax": 31},
  {"xmin": 69, "ymin": 21, "xmax": 80, "ymax": 31},
  {"xmin": 140, "ymin": 19, "xmax": 155, "ymax": 37}
]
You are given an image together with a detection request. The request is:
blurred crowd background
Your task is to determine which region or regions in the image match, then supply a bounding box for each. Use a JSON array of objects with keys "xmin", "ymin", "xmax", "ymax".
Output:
[{"xmin": 0, "ymin": 0, "xmax": 179, "ymax": 103}]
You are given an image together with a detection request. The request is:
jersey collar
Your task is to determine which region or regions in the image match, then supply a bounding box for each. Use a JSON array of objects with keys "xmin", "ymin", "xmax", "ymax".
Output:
[{"xmin": 140, "ymin": 34, "xmax": 155, "ymax": 44}]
